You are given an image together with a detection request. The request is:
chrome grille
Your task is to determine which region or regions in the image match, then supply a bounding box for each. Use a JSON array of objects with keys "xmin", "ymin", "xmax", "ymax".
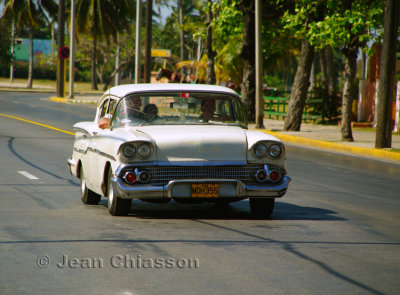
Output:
[{"xmin": 120, "ymin": 164, "xmax": 282, "ymax": 185}]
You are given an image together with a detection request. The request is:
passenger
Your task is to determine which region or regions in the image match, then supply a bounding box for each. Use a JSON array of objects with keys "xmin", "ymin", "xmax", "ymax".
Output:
[
  {"xmin": 199, "ymin": 99, "xmax": 216, "ymax": 122},
  {"xmin": 144, "ymin": 104, "xmax": 159, "ymax": 122}
]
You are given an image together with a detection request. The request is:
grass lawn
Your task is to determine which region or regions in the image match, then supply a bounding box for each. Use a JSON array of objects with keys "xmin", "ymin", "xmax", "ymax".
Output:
[{"xmin": 0, "ymin": 77, "xmax": 104, "ymax": 93}]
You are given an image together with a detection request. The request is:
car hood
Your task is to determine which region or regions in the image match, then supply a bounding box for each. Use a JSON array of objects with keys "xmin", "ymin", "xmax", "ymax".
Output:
[{"xmin": 134, "ymin": 125, "xmax": 248, "ymax": 164}]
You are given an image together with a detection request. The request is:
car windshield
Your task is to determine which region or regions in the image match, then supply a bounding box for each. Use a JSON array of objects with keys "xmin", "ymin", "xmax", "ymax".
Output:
[{"xmin": 110, "ymin": 91, "xmax": 247, "ymax": 128}]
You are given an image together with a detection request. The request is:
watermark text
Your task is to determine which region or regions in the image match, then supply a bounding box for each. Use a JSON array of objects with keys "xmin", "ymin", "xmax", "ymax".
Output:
[{"xmin": 36, "ymin": 254, "xmax": 199, "ymax": 269}]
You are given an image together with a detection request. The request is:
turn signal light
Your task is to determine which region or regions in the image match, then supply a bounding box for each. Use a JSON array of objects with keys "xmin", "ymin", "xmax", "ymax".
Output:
[
  {"xmin": 269, "ymin": 171, "xmax": 281, "ymax": 182},
  {"xmin": 124, "ymin": 172, "xmax": 136, "ymax": 183}
]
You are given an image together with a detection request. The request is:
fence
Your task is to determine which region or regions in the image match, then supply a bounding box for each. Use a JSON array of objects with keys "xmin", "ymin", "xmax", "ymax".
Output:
[{"xmin": 263, "ymin": 92, "xmax": 325, "ymax": 123}]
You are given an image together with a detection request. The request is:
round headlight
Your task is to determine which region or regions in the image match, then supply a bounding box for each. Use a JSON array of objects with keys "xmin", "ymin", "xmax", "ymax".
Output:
[
  {"xmin": 268, "ymin": 144, "xmax": 282, "ymax": 158},
  {"xmin": 123, "ymin": 144, "xmax": 136, "ymax": 158},
  {"xmin": 254, "ymin": 143, "xmax": 268, "ymax": 158},
  {"xmin": 137, "ymin": 143, "xmax": 152, "ymax": 158}
]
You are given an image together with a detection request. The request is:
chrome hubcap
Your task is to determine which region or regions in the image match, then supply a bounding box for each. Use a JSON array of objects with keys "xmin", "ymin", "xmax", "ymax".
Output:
[
  {"xmin": 81, "ymin": 178, "xmax": 86, "ymax": 195},
  {"xmin": 107, "ymin": 180, "xmax": 114, "ymax": 209}
]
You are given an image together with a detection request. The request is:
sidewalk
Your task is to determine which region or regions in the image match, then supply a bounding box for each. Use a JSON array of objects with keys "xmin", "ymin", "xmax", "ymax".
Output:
[{"xmin": 249, "ymin": 119, "xmax": 400, "ymax": 163}]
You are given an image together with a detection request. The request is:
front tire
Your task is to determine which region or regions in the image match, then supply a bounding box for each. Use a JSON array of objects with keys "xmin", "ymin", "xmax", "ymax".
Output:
[
  {"xmin": 80, "ymin": 166, "xmax": 101, "ymax": 205},
  {"xmin": 249, "ymin": 198, "xmax": 275, "ymax": 218},
  {"xmin": 107, "ymin": 169, "xmax": 131, "ymax": 216}
]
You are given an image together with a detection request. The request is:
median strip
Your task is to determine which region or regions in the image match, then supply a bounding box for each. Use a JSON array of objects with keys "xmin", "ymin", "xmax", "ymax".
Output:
[{"xmin": 0, "ymin": 113, "xmax": 75, "ymax": 135}]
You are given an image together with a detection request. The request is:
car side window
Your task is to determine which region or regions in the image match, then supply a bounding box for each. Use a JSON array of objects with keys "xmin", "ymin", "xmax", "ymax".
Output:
[
  {"xmin": 108, "ymin": 99, "xmax": 116, "ymax": 116},
  {"xmin": 99, "ymin": 99, "xmax": 110, "ymax": 119}
]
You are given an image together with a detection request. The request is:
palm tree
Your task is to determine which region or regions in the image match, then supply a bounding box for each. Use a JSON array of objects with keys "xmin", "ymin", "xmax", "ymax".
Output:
[
  {"xmin": 1, "ymin": 0, "xmax": 57, "ymax": 88},
  {"xmin": 75, "ymin": 0, "xmax": 134, "ymax": 90},
  {"xmin": 158, "ymin": 0, "xmax": 199, "ymax": 63}
]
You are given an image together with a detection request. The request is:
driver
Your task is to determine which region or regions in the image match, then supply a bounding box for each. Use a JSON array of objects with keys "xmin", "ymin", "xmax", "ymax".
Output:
[{"xmin": 126, "ymin": 95, "xmax": 143, "ymax": 119}]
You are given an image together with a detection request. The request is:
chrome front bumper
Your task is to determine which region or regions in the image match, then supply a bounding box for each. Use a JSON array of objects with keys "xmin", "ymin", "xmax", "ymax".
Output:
[{"xmin": 111, "ymin": 176, "xmax": 291, "ymax": 200}]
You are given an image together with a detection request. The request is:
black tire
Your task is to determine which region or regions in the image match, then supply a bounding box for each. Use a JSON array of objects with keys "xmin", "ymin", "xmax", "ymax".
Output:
[
  {"xmin": 107, "ymin": 169, "xmax": 131, "ymax": 216},
  {"xmin": 249, "ymin": 198, "xmax": 275, "ymax": 218},
  {"xmin": 80, "ymin": 166, "xmax": 101, "ymax": 205},
  {"xmin": 214, "ymin": 200, "xmax": 231, "ymax": 209}
]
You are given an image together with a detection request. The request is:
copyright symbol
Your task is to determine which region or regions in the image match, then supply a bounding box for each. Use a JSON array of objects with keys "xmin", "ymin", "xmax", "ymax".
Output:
[{"xmin": 37, "ymin": 255, "xmax": 50, "ymax": 268}]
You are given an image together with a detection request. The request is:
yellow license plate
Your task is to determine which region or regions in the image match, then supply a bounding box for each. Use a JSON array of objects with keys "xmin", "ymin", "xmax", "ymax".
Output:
[{"xmin": 191, "ymin": 184, "xmax": 219, "ymax": 198}]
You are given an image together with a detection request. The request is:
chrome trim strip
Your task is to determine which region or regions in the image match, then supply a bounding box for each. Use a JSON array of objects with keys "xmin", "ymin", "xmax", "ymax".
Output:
[
  {"xmin": 115, "ymin": 161, "xmax": 251, "ymax": 175},
  {"xmin": 110, "ymin": 175, "xmax": 291, "ymax": 200},
  {"xmin": 67, "ymin": 157, "xmax": 76, "ymax": 176},
  {"xmin": 156, "ymin": 161, "xmax": 248, "ymax": 167},
  {"xmin": 246, "ymin": 176, "xmax": 291, "ymax": 197},
  {"xmin": 73, "ymin": 127, "xmax": 90, "ymax": 135},
  {"xmin": 95, "ymin": 149, "xmax": 116, "ymax": 161},
  {"xmin": 80, "ymin": 147, "xmax": 116, "ymax": 161},
  {"xmin": 111, "ymin": 177, "xmax": 164, "ymax": 199},
  {"xmin": 73, "ymin": 147, "xmax": 87, "ymax": 154},
  {"xmin": 73, "ymin": 146, "xmax": 116, "ymax": 161}
]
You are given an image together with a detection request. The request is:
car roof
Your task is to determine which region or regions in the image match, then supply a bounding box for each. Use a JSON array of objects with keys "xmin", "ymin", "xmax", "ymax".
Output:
[{"xmin": 106, "ymin": 83, "xmax": 239, "ymax": 98}]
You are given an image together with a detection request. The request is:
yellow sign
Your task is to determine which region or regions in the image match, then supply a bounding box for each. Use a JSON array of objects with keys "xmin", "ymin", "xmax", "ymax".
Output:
[{"xmin": 151, "ymin": 49, "xmax": 171, "ymax": 58}]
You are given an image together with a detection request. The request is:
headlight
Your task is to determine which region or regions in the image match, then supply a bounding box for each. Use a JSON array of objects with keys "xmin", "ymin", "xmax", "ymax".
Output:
[
  {"xmin": 254, "ymin": 143, "xmax": 268, "ymax": 158},
  {"xmin": 137, "ymin": 143, "xmax": 152, "ymax": 158},
  {"xmin": 123, "ymin": 144, "xmax": 136, "ymax": 158},
  {"xmin": 268, "ymin": 144, "xmax": 282, "ymax": 158}
]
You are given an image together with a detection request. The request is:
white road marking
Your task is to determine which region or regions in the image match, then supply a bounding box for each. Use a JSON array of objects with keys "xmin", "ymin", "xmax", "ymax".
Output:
[{"xmin": 18, "ymin": 171, "xmax": 39, "ymax": 180}]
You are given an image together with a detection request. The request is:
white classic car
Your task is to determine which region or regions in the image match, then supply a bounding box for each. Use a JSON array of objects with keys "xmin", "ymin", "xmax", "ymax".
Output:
[{"xmin": 68, "ymin": 84, "xmax": 290, "ymax": 217}]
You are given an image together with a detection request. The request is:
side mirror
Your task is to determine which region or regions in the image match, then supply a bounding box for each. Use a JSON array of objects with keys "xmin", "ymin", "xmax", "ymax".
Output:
[{"xmin": 98, "ymin": 117, "xmax": 111, "ymax": 129}]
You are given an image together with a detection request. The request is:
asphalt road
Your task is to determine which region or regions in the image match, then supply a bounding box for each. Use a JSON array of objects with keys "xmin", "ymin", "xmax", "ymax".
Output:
[{"xmin": 0, "ymin": 92, "xmax": 399, "ymax": 295}]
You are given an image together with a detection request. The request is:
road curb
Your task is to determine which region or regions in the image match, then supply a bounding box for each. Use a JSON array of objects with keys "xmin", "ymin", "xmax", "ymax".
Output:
[
  {"xmin": 49, "ymin": 96, "xmax": 97, "ymax": 104},
  {"xmin": 259, "ymin": 129, "xmax": 400, "ymax": 163},
  {"xmin": 49, "ymin": 96, "xmax": 67, "ymax": 103}
]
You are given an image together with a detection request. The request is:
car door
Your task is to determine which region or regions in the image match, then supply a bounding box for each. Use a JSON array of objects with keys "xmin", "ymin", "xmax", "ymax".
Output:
[{"xmin": 90, "ymin": 97, "xmax": 118, "ymax": 189}]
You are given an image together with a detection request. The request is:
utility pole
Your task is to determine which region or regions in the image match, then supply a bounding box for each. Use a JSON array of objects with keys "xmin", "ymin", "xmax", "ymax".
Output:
[
  {"xmin": 115, "ymin": 33, "xmax": 120, "ymax": 86},
  {"xmin": 179, "ymin": 0, "xmax": 184, "ymax": 62},
  {"xmin": 135, "ymin": 0, "xmax": 142, "ymax": 84},
  {"xmin": 9, "ymin": 21, "xmax": 15, "ymax": 83},
  {"xmin": 69, "ymin": 0, "xmax": 76, "ymax": 98},
  {"xmin": 255, "ymin": 0, "xmax": 264, "ymax": 128}
]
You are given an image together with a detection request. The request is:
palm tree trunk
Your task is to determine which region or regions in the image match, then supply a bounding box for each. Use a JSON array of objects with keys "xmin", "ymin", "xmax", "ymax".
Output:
[
  {"xmin": 325, "ymin": 46, "xmax": 337, "ymax": 97},
  {"xmin": 341, "ymin": 48, "xmax": 357, "ymax": 141},
  {"xmin": 27, "ymin": 26, "xmax": 34, "ymax": 89},
  {"xmin": 375, "ymin": 0, "xmax": 399, "ymax": 148},
  {"xmin": 284, "ymin": 40, "xmax": 315, "ymax": 131},
  {"xmin": 240, "ymin": 0, "xmax": 255, "ymax": 122},
  {"xmin": 206, "ymin": 0, "xmax": 216, "ymax": 85},
  {"xmin": 319, "ymin": 48, "xmax": 328, "ymax": 90},
  {"xmin": 57, "ymin": 0, "xmax": 66, "ymax": 97},
  {"xmin": 91, "ymin": 35, "xmax": 98, "ymax": 90},
  {"xmin": 144, "ymin": 0, "xmax": 152, "ymax": 83}
]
